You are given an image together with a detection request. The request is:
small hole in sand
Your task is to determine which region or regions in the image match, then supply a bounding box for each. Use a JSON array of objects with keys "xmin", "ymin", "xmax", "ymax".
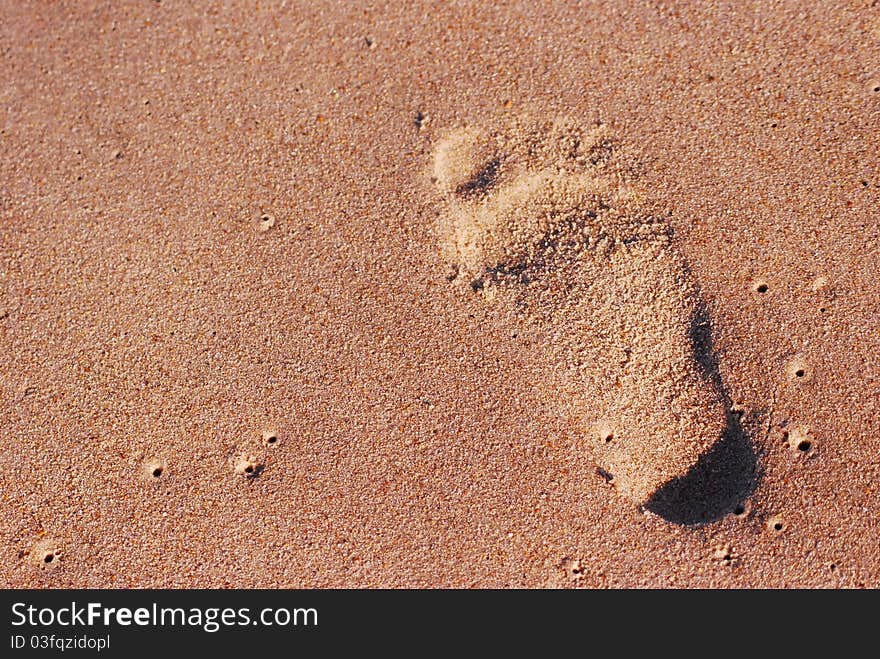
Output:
[
  {"xmin": 234, "ymin": 454, "xmax": 262, "ymax": 477},
  {"xmin": 787, "ymin": 357, "xmax": 810, "ymax": 382},
  {"xmin": 713, "ymin": 545, "xmax": 734, "ymax": 562},
  {"xmin": 784, "ymin": 426, "xmax": 814, "ymax": 453},
  {"xmin": 595, "ymin": 423, "xmax": 615, "ymax": 446},
  {"xmin": 733, "ymin": 504, "xmax": 746, "ymax": 516},
  {"xmin": 755, "ymin": 283, "xmax": 768, "ymax": 293},
  {"xmin": 267, "ymin": 435, "xmax": 277, "ymax": 444},
  {"xmin": 257, "ymin": 213, "xmax": 276, "ymax": 232},
  {"xmin": 766, "ymin": 515, "xmax": 785, "ymax": 533},
  {"xmin": 262, "ymin": 428, "xmax": 279, "ymax": 446},
  {"xmin": 143, "ymin": 458, "xmax": 167, "ymax": 481},
  {"xmin": 560, "ymin": 557, "xmax": 584, "ymax": 581},
  {"xmin": 30, "ymin": 540, "xmax": 61, "ymax": 568}
]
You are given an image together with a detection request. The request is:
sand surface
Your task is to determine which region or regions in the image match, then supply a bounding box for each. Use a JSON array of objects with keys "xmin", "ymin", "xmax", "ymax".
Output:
[{"xmin": 2, "ymin": 0, "xmax": 879, "ymax": 588}]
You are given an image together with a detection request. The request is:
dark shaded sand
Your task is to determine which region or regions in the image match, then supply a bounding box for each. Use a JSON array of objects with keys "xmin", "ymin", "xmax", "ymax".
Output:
[{"xmin": 1, "ymin": 1, "xmax": 879, "ymax": 587}]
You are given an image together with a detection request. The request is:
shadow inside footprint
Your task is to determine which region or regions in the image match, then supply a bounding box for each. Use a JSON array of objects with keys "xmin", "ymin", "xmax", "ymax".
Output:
[
  {"xmin": 644, "ymin": 414, "xmax": 759, "ymax": 525},
  {"xmin": 455, "ymin": 158, "xmax": 501, "ymax": 198},
  {"xmin": 688, "ymin": 298, "xmax": 719, "ymax": 384},
  {"xmin": 644, "ymin": 299, "xmax": 760, "ymax": 525}
]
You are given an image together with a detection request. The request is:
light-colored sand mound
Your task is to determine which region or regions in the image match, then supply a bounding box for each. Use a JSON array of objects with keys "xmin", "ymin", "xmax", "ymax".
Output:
[{"xmin": 433, "ymin": 116, "xmax": 727, "ymax": 503}]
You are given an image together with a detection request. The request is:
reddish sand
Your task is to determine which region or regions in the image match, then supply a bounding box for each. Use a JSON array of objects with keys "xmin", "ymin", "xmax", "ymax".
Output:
[{"xmin": 1, "ymin": 1, "xmax": 878, "ymax": 587}]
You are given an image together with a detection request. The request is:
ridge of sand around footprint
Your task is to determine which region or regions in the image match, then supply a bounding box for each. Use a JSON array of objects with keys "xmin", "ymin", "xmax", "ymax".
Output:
[{"xmin": 432, "ymin": 115, "xmax": 728, "ymax": 505}]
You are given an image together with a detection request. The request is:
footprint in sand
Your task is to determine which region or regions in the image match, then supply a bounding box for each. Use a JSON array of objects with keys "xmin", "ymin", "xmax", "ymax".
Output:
[{"xmin": 432, "ymin": 115, "xmax": 730, "ymax": 506}]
